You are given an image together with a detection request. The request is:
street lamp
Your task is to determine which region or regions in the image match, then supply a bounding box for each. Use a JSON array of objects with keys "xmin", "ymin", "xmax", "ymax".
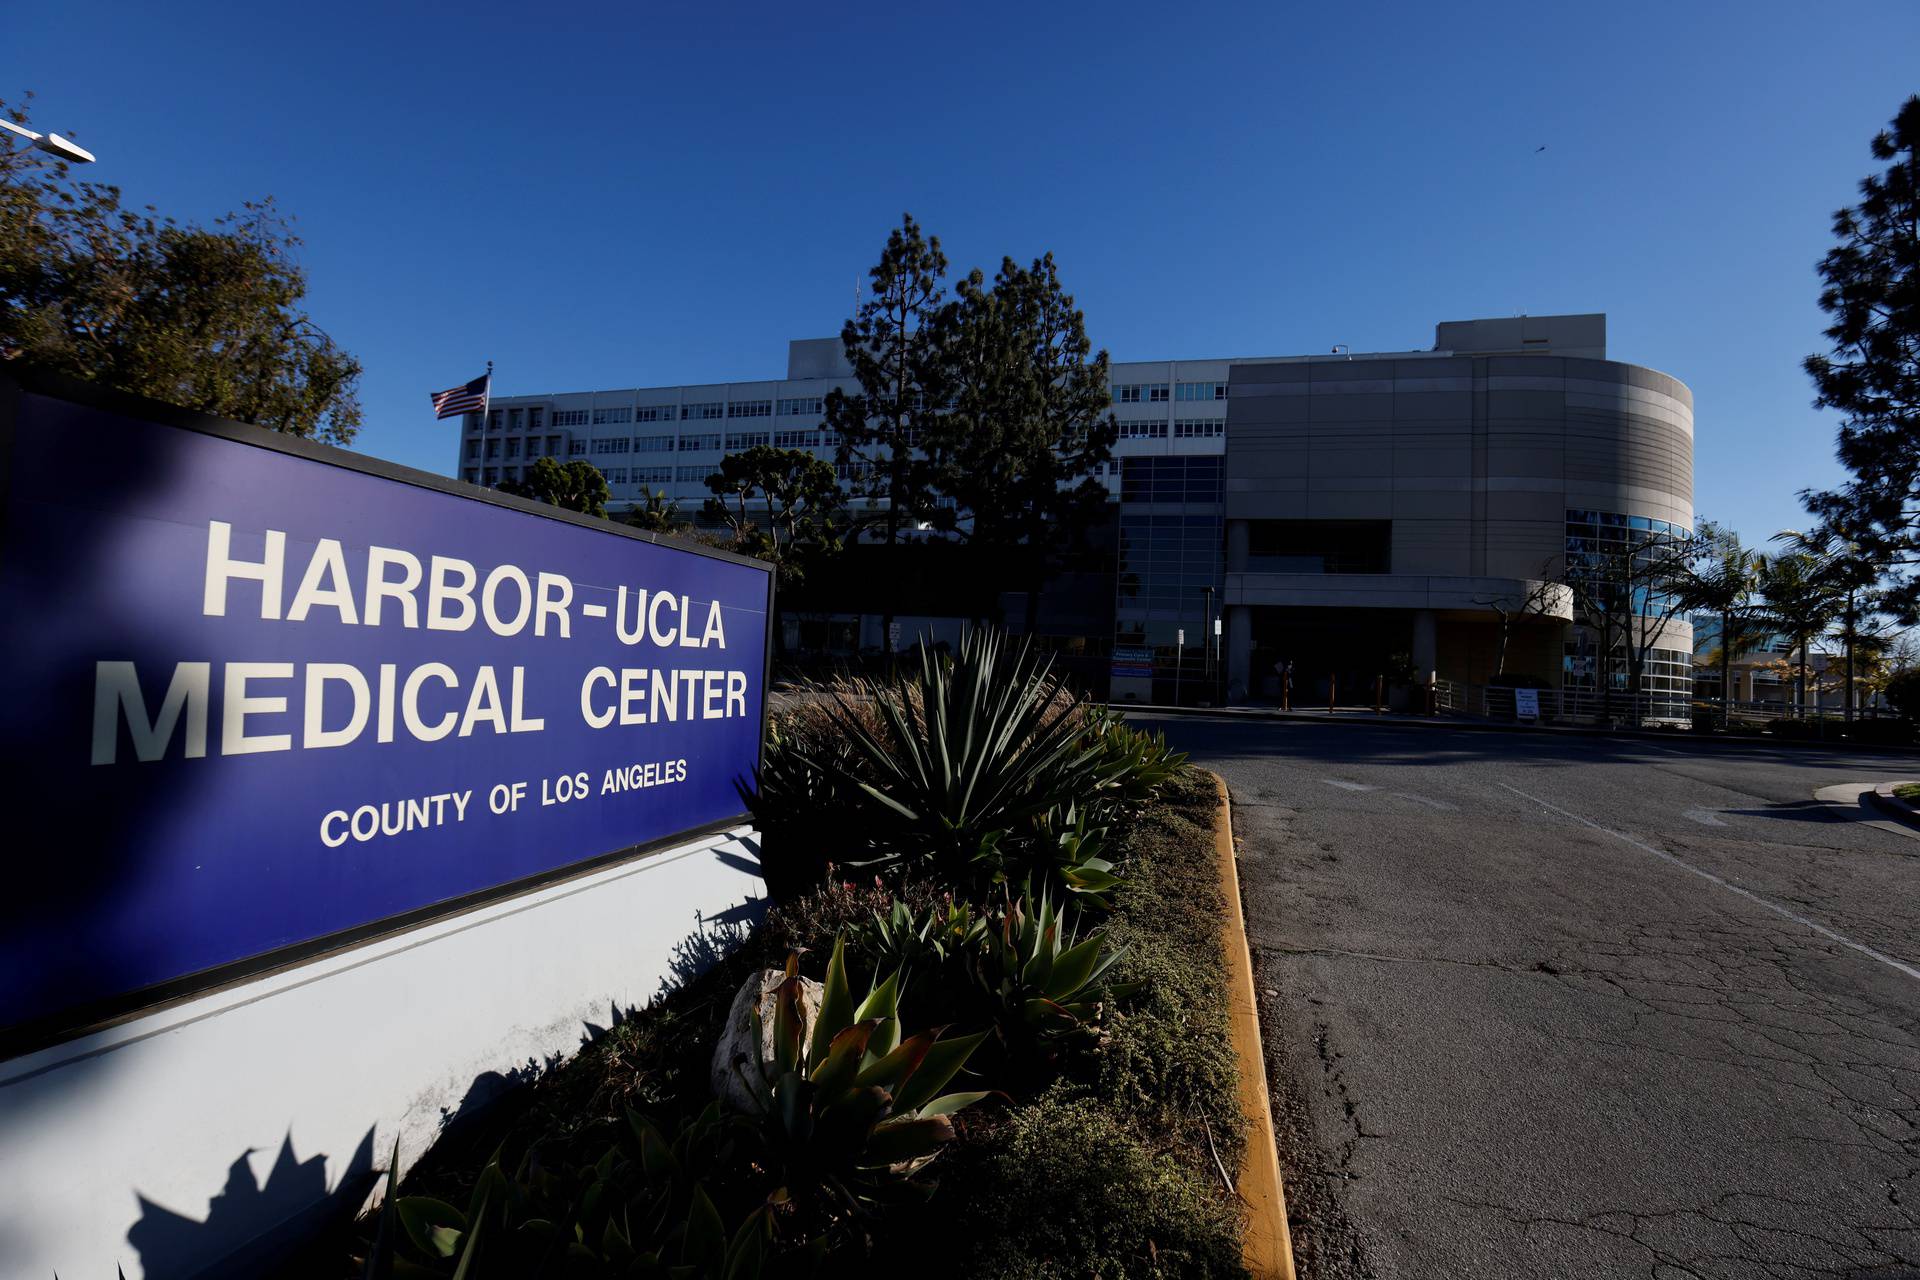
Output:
[{"xmin": 0, "ymin": 117, "xmax": 95, "ymax": 164}]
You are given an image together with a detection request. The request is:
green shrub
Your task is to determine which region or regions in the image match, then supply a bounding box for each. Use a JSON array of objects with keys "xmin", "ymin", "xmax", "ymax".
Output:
[
  {"xmin": 1885, "ymin": 668, "xmax": 1920, "ymax": 720},
  {"xmin": 1098, "ymin": 775, "xmax": 1243, "ymax": 1164},
  {"xmin": 932, "ymin": 1094, "xmax": 1245, "ymax": 1279}
]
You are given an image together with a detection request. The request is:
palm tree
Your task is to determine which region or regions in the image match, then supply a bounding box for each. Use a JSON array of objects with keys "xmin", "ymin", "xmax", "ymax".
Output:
[
  {"xmin": 1676, "ymin": 524, "xmax": 1768, "ymax": 728},
  {"xmin": 1755, "ymin": 551, "xmax": 1839, "ymax": 718},
  {"xmin": 1775, "ymin": 527, "xmax": 1882, "ymax": 721},
  {"xmin": 625, "ymin": 487, "xmax": 686, "ymax": 534}
]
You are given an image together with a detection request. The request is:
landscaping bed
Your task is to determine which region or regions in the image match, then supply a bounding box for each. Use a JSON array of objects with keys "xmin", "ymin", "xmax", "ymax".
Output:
[{"xmin": 343, "ymin": 633, "xmax": 1249, "ymax": 1278}]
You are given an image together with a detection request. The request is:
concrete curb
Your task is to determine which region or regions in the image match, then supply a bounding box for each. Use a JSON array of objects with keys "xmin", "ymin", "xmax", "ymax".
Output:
[
  {"xmin": 1865, "ymin": 781, "xmax": 1920, "ymax": 833},
  {"xmin": 1204, "ymin": 770, "xmax": 1297, "ymax": 1280},
  {"xmin": 1126, "ymin": 704, "xmax": 1920, "ymax": 756}
]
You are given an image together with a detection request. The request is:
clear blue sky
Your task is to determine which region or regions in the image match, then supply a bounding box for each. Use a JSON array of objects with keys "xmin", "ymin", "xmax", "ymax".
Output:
[{"xmin": 10, "ymin": 0, "xmax": 1918, "ymax": 545}]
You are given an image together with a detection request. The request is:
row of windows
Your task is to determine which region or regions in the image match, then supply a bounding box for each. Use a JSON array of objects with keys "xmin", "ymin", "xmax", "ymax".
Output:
[
  {"xmin": 727, "ymin": 432, "xmax": 770, "ymax": 450},
  {"xmin": 486, "ymin": 381, "xmax": 1216, "ymax": 436},
  {"xmin": 1119, "ymin": 455, "xmax": 1224, "ymax": 506},
  {"xmin": 469, "ymin": 436, "xmax": 565, "ymax": 460},
  {"xmin": 773, "ymin": 429, "xmax": 840, "ymax": 449},
  {"xmin": 601, "ymin": 467, "xmax": 677, "ymax": 487},
  {"xmin": 473, "ymin": 407, "xmax": 549, "ymax": 433},
  {"xmin": 1173, "ymin": 417, "xmax": 1225, "ymax": 438},
  {"xmin": 1120, "ymin": 420, "xmax": 1167, "ymax": 439},
  {"xmin": 557, "ymin": 432, "xmax": 758, "ymax": 455}
]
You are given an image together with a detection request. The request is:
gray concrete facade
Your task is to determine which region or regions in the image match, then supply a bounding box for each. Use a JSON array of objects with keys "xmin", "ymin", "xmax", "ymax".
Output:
[{"xmin": 1221, "ymin": 316, "xmax": 1694, "ymax": 700}]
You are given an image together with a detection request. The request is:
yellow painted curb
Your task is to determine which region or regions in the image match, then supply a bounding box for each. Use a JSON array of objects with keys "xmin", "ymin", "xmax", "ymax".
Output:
[{"xmin": 1207, "ymin": 770, "xmax": 1297, "ymax": 1280}]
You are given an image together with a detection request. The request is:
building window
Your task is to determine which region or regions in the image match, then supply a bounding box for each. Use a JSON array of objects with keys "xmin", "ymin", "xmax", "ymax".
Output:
[
  {"xmin": 466, "ymin": 440, "xmax": 481, "ymax": 459},
  {"xmin": 462, "ymin": 467, "xmax": 479, "ymax": 483},
  {"xmin": 466, "ymin": 412, "xmax": 484, "ymax": 434},
  {"xmin": 505, "ymin": 438, "xmax": 521, "ymax": 458},
  {"xmin": 727, "ymin": 399, "xmax": 773, "ymax": 418},
  {"xmin": 1116, "ymin": 384, "xmax": 1141, "ymax": 403},
  {"xmin": 597, "ymin": 438, "xmax": 631, "ymax": 455},
  {"xmin": 593, "ymin": 407, "xmax": 633, "ymax": 425},
  {"xmin": 634, "ymin": 466, "xmax": 673, "ymax": 486},
  {"xmin": 634, "ymin": 435, "xmax": 675, "ymax": 452},
  {"xmin": 677, "ymin": 465, "xmax": 711, "ymax": 483},
  {"xmin": 1173, "ymin": 417, "xmax": 1225, "ymax": 438},
  {"xmin": 1147, "ymin": 384, "xmax": 1169, "ymax": 403},
  {"xmin": 604, "ymin": 467, "xmax": 628, "ymax": 485},
  {"xmin": 1175, "ymin": 381, "xmax": 1227, "ymax": 402},
  {"xmin": 678, "ymin": 433, "xmax": 721, "ymax": 452},
  {"xmin": 527, "ymin": 406, "xmax": 545, "ymax": 431},
  {"xmin": 483, "ymin": 467, "xmax": 498, "ymax": 484},
  {"xmin": 777, "ymin": 396, "xmax": 825, "ymax": 416},
  {"xmin": 487, "ymin": 410, "xmax": 503, "ymax": 431},
  {"xmin": 568, "ymin": 439, "xmax": 587, "ymax": 456},
  {"xmin": 836, "ymin": 461, "xmax": 871, "ymax": 482},
  {"xmin": 485, "ymin": 438, "xmax": 501, "ymax": 458},
  {"xmin": 726, "ymin": 431, "xmax": 770, "ymax": 450},
  {"xmin": 683, "ymin": 402, "xmax": 724, "ymax": 420},
  {"xmin": 636, "ymin": 405, "xmax": 677, "ymax": 423},
  {"xmin": 1563, "ymin": 509, "xmax": 1694, "ymax": 620},
  {"xmin": 1119, "ymin": 419, "xmax": 1167, "ymax": 439},
  {"xmin": 774, "ymin": 429, "xmax": 823, "ymax": 449},
  {"xmin": 553, "ymin": 409, "xmax": 589, "ymax": 427},
  {"xmin": 508, "ymin": 407, "xmax": 523, "ymax": 430}
]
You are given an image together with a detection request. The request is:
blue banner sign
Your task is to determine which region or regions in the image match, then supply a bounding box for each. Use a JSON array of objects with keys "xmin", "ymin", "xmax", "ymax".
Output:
[{"xmin": 0, "ymin": 376, "xmax": 772, "ymax": 1044}]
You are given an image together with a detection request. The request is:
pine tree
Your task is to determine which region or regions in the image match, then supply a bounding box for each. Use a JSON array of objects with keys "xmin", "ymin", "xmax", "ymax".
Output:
[
  {"xmin": 823, "ymin": 214, "xmax": 953, "ymax": 651},
  {"xmin": 1802, "ymin": 95, "xmax": 1920, "ymax": 618},
  {"xmin": 924, "ymin": 253, "xmax": 1117, "ymax": 632}
]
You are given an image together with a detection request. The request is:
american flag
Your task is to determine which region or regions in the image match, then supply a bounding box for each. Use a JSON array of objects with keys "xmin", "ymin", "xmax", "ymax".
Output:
[{"xmin": 429, "ymin": 372, "xmax": 490, "ymax": 420}]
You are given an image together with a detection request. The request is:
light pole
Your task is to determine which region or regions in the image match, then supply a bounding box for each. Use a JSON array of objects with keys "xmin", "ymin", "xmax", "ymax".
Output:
[{"xmin": 0, "ymin": 117, "xmax": 96, "ymax": 164}]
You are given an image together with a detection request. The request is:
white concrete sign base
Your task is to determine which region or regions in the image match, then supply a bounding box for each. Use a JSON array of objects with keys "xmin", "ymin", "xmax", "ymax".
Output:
[{"xmin": 0, "ymin": 828, "xmax": 765, "ymax": 1280}]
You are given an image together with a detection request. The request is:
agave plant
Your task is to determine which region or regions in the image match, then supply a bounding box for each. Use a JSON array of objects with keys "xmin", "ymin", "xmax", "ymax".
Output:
[
  {"xmin": 971, "ymin": 884, "xmax": 1131, "ymax": 1071},
  {"xmin": 749, "ymin": 938, "xmax": 990, "ymax": 1232},
  {"xmin": 1034, "ymin": 803, "xmax": 1123, "ymax": 908},
  {"xmin": 798, "ymin": 630, "xmax": 1123, "ymax": 879}
]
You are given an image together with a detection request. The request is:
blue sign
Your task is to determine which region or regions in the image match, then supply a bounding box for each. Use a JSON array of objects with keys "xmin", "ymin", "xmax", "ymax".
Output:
[
  {"xmin": 1110, "ymin": 645, "xmax": 1155, "ymax": 679},
  {"xmin": 0, "ymin": 377, "xmax": 772, "ymax": 1044}
]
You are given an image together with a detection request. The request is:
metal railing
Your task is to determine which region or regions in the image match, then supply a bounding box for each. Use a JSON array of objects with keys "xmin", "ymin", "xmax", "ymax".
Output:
[{"xmin": 1431, "ymin": 679, "xmax": 1902, "ymax": 731}]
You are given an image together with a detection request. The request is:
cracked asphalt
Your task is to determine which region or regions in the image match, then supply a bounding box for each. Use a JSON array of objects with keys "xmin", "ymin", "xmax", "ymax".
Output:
[{"xmin": 1138, "ymin": 717, "xmax": 1920, "ymax": 1280}]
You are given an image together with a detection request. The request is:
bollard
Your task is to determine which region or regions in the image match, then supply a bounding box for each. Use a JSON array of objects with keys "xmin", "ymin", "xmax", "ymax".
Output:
[
  {"xmin": 1374, "ymin": 674, "xmax": 1383, "ymax": 714},
  {"xmin": 1328, "ymin": 673, "xmax": 1336, "ymax": 715}
]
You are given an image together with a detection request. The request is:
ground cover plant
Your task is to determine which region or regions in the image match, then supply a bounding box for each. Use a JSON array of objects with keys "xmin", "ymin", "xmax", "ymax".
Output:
[{"xmin": 345, "ymin": 631, "xmax": 1246, "ymax": 1278}]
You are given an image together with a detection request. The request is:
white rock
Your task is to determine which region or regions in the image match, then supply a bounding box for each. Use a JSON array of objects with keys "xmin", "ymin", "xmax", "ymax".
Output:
[{"xmin": 710, "ymin": 968, "xmax": 822, "ymax": 1113}]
